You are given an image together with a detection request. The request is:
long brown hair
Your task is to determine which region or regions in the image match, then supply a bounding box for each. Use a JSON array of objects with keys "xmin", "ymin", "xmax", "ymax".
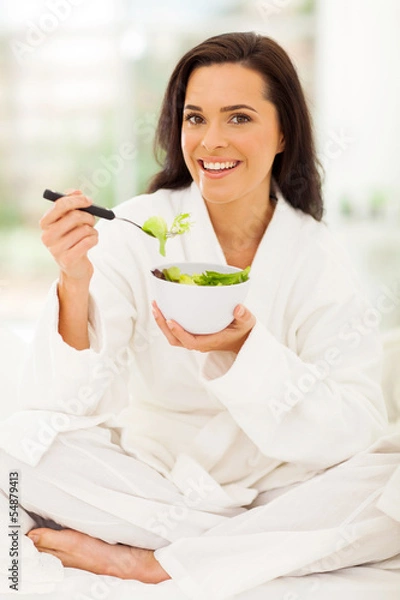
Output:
[{"xmin": 147, "ymin": 32, "xmax": 323, "ymax": 221}]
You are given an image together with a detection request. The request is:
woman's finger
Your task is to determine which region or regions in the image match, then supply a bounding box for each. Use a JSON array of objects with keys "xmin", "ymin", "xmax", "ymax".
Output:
[
  {"xmin": 40, "ymin": 193, "xmax": 92, "ymax": 229},
  {"xmin": 152, "ymin": 301, "xmax": 256, "ymax": 353},
  {"xmin": 152, "ymin": 301, "xmax": 218, "ymax": 351},
  {"xmin": 64, "ymin": 189, "xmax": 84, "ymax": 196},
  {"xmin": 50, "ymin": 225, "xmax": 98, "ymax": 258},
  {"xmin": 163, "ymin": 320, "xmax": 205, "ymax": 351},
  {"xmin": 152, "ymin": 302, "xmax": 183, "ymax": 347},
  {"xmin": 41, "ymin": 211, "xmax": 96, "ymax": 248}
]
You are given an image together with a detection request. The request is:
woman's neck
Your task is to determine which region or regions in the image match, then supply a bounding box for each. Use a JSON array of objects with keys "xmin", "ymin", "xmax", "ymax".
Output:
[{"xmin": 205, "ymin": 192, "xmax": 277, "ymax": 268}]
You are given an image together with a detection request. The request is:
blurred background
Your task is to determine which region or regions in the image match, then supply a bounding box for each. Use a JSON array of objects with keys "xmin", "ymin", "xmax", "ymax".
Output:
[{"xmin": 0, "ymin": 0, "xmax": 399, "ymax": 340}]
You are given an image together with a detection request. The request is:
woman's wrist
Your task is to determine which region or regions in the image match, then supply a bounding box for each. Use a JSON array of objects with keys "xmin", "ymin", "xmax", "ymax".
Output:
[
  {"xmin": 57, "ymin": 271, "xmax": 92, "ymax": 350},
  {"xmin": 59, "ymin": 266, "xmax": 93, "ymax": 291}
]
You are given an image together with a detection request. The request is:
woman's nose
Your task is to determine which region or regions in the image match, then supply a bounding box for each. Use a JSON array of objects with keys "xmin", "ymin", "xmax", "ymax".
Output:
[{"xmin": 201, "ymin": 123, "xmax": 228, "ymax": 151}]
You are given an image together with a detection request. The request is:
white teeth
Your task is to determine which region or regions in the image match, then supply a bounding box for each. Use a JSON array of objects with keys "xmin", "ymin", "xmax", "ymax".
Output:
[{"xmin": 203, "ymin": 161, "xmax": 238, "ymax": 170}]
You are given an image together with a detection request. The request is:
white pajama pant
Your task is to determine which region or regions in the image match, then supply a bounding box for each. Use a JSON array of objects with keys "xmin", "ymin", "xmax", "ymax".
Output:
[{"xmin": 1, "ymin": 426, "xmax": 400, "ymax": 600}]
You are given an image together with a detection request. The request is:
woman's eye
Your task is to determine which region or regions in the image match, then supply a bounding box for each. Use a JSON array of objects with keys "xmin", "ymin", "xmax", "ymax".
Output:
[
  {"xmin": 184, "ymin": 113, "xmax": 204, "ymax": 125},
  {"xmin": 231, "ymin": 114, "xmax": 251, "ymax": 124}
]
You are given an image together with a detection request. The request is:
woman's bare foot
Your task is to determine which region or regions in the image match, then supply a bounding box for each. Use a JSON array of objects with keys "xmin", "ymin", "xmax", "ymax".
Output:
[{"xmin": 27, "ymin": 528, "xmax": 170, "ymax": 583}]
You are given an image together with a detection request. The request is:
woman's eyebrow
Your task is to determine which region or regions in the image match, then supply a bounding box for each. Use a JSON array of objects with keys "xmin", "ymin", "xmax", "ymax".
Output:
[
  {"xmin": 184, "ymin": 103, "xmax": 258, "ymax": 113},
  {"xmin": 220, "ymin": 104, "xmax": 258, "ymax": 113}
]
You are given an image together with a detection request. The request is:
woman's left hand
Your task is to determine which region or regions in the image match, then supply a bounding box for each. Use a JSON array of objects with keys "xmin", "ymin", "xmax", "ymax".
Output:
[{"xmin": 152, "ymin": 301, "xmax": 256, "ymax": 354}]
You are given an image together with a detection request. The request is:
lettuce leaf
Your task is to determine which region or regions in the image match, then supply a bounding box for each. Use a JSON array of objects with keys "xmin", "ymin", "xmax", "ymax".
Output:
[
  {"xmin": 142, "ymin": 216, "xmax": 168, "ymax": 256},
  {"xmin": 160, "ymin": 266, "xmax": 250, "ymax": 286},
  {"xmin": 192, "ymin": 266, "xmax": 250, "ymax": 285},
  {"xmin": 169, "ymin": 213, "xmax": 192, "ymax": 236},
  {"xmin": 142, "ymin": 213, "xmax": 192, "ymax": 256}
]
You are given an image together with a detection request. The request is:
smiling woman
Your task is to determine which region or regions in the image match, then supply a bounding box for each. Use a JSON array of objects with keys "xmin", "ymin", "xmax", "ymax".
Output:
[
  {"xmin": 0, "ymin": 31, "xmax": 399, "ymax": 600},
  {"xmin": 149, "ymin": 32, "xmax": 322, "ymax": 221}
]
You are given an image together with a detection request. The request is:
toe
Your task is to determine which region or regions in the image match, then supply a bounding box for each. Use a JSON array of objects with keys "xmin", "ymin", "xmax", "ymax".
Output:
[
  {"xmin": 27, "ymin": 527, "xmax": 44, "ymax": 544},
  {"xmin": 28, "ymin": 527, "xmax": 62, "ymax": 549}
]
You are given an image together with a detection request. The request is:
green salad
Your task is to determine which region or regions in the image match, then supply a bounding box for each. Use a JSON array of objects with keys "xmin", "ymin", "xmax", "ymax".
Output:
[
  {"xmin": 146, "ymin": 212, "xmax": 250, "ymax": 285},
  {"xmin": 152, "ymin": 266, "xmax": 251, "ymax": 286},
  {"xmin": 142, "ymin": 213, "xmax": 192, "ymax": 256}
]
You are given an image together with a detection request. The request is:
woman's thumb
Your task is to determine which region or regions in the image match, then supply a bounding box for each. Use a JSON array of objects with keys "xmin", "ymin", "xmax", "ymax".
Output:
[{"xmin": 234, "ymin": 304, "xmax": 246, "ymax": 319}]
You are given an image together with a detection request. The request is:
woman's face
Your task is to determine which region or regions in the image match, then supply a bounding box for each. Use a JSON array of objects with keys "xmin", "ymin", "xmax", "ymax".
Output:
[{"xmin": 181, "ymin": 63, "xmax": 285, "ymax": 209}]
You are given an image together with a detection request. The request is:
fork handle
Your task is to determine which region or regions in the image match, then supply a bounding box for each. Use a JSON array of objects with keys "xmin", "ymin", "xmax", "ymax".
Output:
[{"xmin": 43, "ymin": 189, "xmax": 116, "ymax": 220}]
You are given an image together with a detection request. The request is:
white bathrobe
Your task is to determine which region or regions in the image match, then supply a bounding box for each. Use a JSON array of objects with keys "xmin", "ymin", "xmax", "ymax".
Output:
[{"xmin": 1, "ymin": 183, "xmax": 399, "ymax": 599}]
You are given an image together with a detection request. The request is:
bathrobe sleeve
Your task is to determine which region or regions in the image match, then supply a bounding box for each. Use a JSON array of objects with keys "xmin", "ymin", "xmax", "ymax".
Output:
[
  {"xmin": 17, "ymin": 218, "xmax": 141, "ymax": 419},
  {"xmin": 200, "ymin": 223, "xmax": 388, "ymax": 470}
]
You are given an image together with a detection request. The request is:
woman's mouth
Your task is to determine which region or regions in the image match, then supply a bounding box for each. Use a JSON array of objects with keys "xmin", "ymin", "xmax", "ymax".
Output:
[{"xmin": 198, "ymin": 160, "xmax": 241, "ymax": 175}]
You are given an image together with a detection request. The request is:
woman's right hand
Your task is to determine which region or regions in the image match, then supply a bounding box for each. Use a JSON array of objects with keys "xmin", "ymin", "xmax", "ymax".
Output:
[{"xmin": 40, "ymin": 190, "xmax": 99, "ymax": 281}]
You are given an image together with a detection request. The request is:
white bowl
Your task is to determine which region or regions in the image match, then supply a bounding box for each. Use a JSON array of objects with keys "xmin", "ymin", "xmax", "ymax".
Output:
[{"xmin": 151, "ymin": 262, "xmax": 250, "ymax": 334}]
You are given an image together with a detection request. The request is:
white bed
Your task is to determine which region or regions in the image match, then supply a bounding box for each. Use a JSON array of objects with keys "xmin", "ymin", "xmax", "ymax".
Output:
[{"xmin": 1, "ymin": 325, "xmax": 399, "ymax": 599}]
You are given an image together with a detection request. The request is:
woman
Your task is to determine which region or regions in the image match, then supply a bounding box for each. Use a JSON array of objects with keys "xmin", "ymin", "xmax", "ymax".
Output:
[{"xmin": 1, "ymin": 32, "xmax": 399, "ymax": 599}]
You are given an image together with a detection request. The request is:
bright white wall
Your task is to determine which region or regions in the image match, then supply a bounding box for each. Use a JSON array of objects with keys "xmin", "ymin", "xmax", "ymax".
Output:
[{"xmin": 315, "ymin": 0, "xmax": 400, "ymax": 219}]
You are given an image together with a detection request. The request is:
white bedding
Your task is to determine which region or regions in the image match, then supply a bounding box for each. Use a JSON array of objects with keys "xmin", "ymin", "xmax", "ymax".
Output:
[
  {"xmin": 1, "ymin": 325, "xmax": 400, "ymax": 598},
  {"xmin": 0, "ymin": 328, "xmax": 400, "ymax": 600},
  {"xmin": 1, "ymin": 560, "xmax": 400, "ymax": 599}
]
